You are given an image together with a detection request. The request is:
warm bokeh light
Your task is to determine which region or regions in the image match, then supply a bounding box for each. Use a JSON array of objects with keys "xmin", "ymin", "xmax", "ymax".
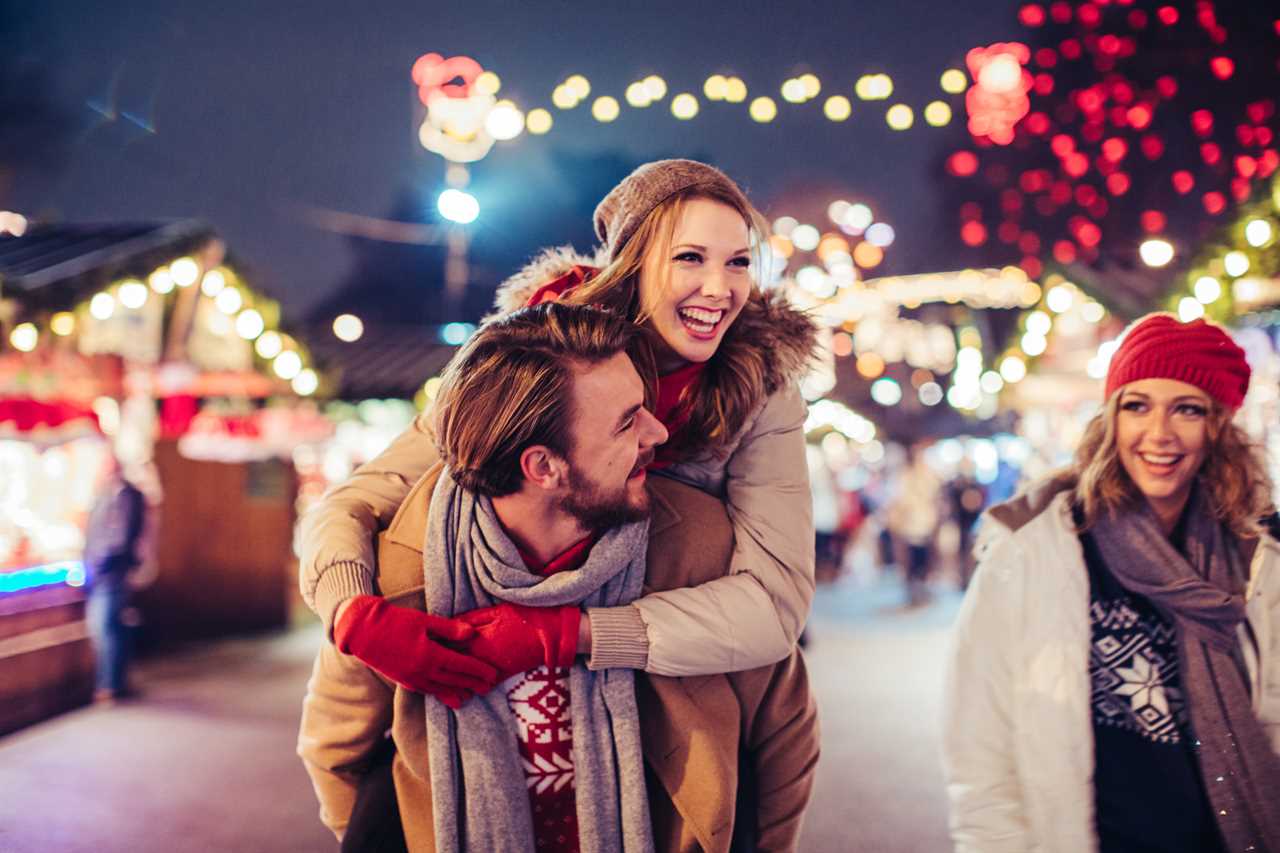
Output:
[
  {"xmin": 749, "ymin": 96, "xmax": 777, "ymax": 122},
  {"xmin": 333, "ymin": 313, "xmax": 365, "ymax": 342},
  {"xmin": 552, "ymin": 86, "xmax": 577, "ymax": 109},
  {"xmin": 1138, "ymin": 238, "xmax": 1174, "ymax": 267},
  {"xmin": 886, "ymin": 104, "xmax": 914, "ymax": 130},
  {"xmin": 824, "ymin": 96, "xmax": 851, "ymax": 121},
  {"xmin": 1223, "ymin": 251, "xmax": 1250, "ymax": 277},
  {"xmin": 999, "ymin": 356, "xmax": 1027, "ymax": 383},
  {"xmin": 856, "ymin": 352, "xmax": 886, "ymax": 379},
  {"xmin": 90, "ymin": 292, "xmax": 115, "ymax": 320},
  {"xmin": 671, "ymin": 93, "xmax": 699, "ymax": 119},
  {"xmin": 474, "ymin": 71, "xmax": 501, "ymax": 96},
  {"xmin": 852, "ymin": 242, "xmax": 884, "ymax": 268},
  {"xmin": 704, "ymin": 75, "xmax": 728, "ymax": 100},
  {"xmin": 1178, "ymin": 296, "xmax": 1205, "ymax": 322},
  {"xmin": 200, "ymin": 268, "xmax": 226, "ymax": 296},
  {"xmin": 118, "ymin": 280, "xmax": 148, "ymax": 310},
  {"xmin": 526, "ymin": 108, "xmax": 553, "ymax": 134},
  {"xmin": 9, "ymin": 322, "xmax": 37, "ymax": 352},
  {"xmin": 50, "ymin": 312, "xmax": 75, "ymax": 336},
  {"xmin": 273, "ymin": 350, "xmax": 303, "ymax": 381},
  {"xmin": 791, "ymin": 224, "xmax": 820, "ymax": 251},
  {"xmin": 625, "ymin": 82, "xmax": 650, "ymax": 108},
  {"xmin": 149, "ymin": 268, "xmax": 174, "ymax": 294},
  {"xmin": 215, "ymin": 286, "xmax": 243, "ymax": 315},
  {"xmin": 723, "ymin": 77, "xmax": 747, "ymax": 103},
  {"xmin": 940, "ymin": 69, "xmax": 968, "ymax": 94},
  {"xmin": 565, "ymin": 75, "xmax": 591, "ymax": 99},
  {"xmin": 235, "ymin": 309, "xmax": 265, "ymax": 340},
  {"xmin": 1245, "ymin": 218, "xmax": 1273, "ymax": 247},
  {"xmin": 592, "ymin": 96, "xmax": 620, "ymax": 122},
  {"xmin": 485, "ymin": 101, "xmax": 524, "ymax": 140},
  {"xmin": 923, "ymin": 101, "xmax": 952, "ymax": 126},
  {"xmin": 438, "ymin": 189, "xmax": 480, "ymax": 224},
  {"xmin": 255, "ymin": 330, "xmax": 283, "ymax": 359},
  {"xmin": 855, "ymin": 74, "xmax": 893, "ymax": 100},
  {"xmin": 1194, "ymin": 276, "xmax": 1222, "ymax": 304},
  {"xmin": 643, "ymin": 75, "xmax": 667, "ymax": 101},
  {"xmin": 781, "ymin": 78, "xmax": 806, "ymax": 104},
  {"xmin": 800, "ymin": 73, "xmax": 820, "ymax": 99},
  {"xmin": 292, "ymin": 369, "xmax": 319, "ymax": 397},
  {"xmin": 171, "ymin": 257, "xmax": 200, "ymax": 287}
]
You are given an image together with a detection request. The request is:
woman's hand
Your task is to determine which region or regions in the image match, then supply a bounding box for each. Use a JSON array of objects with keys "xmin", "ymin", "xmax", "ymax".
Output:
[{"xmin": 455, "ymin": 603, "xmax": 581, "ymax": 681}]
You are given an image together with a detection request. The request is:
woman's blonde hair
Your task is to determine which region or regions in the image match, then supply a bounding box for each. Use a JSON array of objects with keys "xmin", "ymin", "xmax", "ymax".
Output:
[
  {"xmin": 1072, "ymin": 391, "xmax": 1275, "ymax": 537},
  {"xmin": 561, "ymin": 185, "xmax": 773, "ymax": 459}
]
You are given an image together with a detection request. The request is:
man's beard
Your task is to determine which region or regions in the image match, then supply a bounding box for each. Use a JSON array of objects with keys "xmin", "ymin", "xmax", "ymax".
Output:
[{"xmin": 558, "ymin": 453, "xmax": 653, "ymax": 532}]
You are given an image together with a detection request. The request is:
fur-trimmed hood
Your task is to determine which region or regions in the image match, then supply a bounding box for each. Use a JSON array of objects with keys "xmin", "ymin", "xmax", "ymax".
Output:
[{"xmin": 489, "ymin": 246, "xmax": 818, "ymax": 392}]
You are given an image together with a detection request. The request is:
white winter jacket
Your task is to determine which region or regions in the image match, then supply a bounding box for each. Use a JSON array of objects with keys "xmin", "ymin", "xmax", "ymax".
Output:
[{"xmin": 941, "ymin": 479, "xmax": 1280, "ymax": 853}]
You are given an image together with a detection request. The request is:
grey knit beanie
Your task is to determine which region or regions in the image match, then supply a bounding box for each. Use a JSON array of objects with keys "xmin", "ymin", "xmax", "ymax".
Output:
[{"xmin": 593, "ymin": 159, "xmax": 752, "ymax": 260}]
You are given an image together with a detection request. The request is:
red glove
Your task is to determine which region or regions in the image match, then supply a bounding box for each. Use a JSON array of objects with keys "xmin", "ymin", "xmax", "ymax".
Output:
[
  {"xmin": 335, "ymin": 595, "xmax": 500, "ymax": 707},
  {"xmin": 456, "ymin": 603, "xmax": 581, "ymax": 681}
]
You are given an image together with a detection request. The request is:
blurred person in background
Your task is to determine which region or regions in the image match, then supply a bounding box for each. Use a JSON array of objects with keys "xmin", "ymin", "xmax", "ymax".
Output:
[
  {"xmin": 943, "ymin": 313, "xmax": 1280, "ymax": 852},
  {"xmin": 945, "ymin": 460, "xmax": 986, "ymax": 589},
  {"xmin": 83, "ymin": 449, "xmax": 147, "ymax": 702},
  {"xmin": 887, "ymin": 442, "xmax": 942, "ymax": 607}
]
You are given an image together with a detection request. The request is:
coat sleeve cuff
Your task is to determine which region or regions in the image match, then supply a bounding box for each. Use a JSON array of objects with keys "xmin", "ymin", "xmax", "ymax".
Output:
[
  {"xmin": 313, "ymin": 561, "xmax": 376, "ymax": 641},
  {"xmin": 585, "ymin": 605, "xmax": 649, "ymax": 670}
]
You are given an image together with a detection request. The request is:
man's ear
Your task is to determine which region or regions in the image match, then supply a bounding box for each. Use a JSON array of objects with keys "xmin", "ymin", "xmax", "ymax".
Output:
[{"xmin": 518, "ymin": 445, "xmax": 569, "ymax": 491}]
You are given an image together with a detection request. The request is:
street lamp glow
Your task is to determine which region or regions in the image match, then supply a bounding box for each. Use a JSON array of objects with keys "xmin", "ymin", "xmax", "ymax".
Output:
[
  {"xmin": 255, "ymin": 330, "xmax": 283, "ymax": 359},
  {"xmin": 235, "ymin": 309, "xmax": 265, "ymax": 340},
  {"xmin": 171, "ymin": 257, "xmax": 200, "ymax": 287},
  {"xmin": 333, "ymin": 313, "xmax": 365, "ymax": 342},
  {"xmin": 118, "ymin": 280, "xmax": 149, "ymax": 309},
  {"xmin": 485, "ymin": 102, "xmax": 524, "ymax": 140},
  {"xmin": 591, "ymin": 96, "xmax": 620, "ymax": 122},
  {"xmin": 9, "ymin": 323, "xmax": 37, "ymax": 352},
  {"xmin": 273, "ymin": 350, "xmax": 302, "ymax": 381},
  {"xmin": 438, "ymin": 189, "xmax": 479, "ymax": 224},
  {"xmin": 526, "ymin": 109, "xmax": 553, "ymax": 134},
  {"xmin": 1223, "ymin": 250, "xmax": 1250, "ymax": 277},
  {"xmin": 1194, "ymin": 276, "xmax": 1222, "ymax": 303},
  {"xmin": 749, "ymin": 96, "xmax": 777, "ymax": 123},
  {"xmin": 1245, "ymin": 218, "xmax": 1273, "ymax": 247},
  {"xmin": 90, "ymin": 292, "xmax": 115, "ymax": 320},
  {"xmin": 671, "ymin": 93, "xmax": 699, "ymax": 119},
  {"xmin": 292, "ymin": 369, "xmax": 319, "ymax": 396},
  {"xmin": 1139, "ymin": 238, "xmax": 1174, "ymax": 267}
]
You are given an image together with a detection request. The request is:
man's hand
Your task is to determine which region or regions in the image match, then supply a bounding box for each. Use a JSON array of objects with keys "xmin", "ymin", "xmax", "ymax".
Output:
[
  {"xmin": 456, "ymin": 603, "xmax": 581, "ymax": 682},
  {"xmin": 334, "ymin": 595, "xmax": 499, "ymax": 706}
]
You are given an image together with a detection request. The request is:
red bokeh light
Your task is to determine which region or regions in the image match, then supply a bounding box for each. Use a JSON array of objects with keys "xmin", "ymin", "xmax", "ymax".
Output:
[
  {"xmin": 1018, "ymin": 232, "xmax": 1042, "ymax": 254},
  {"xmin": 1035, "ymin": 196, "xmax": 1057, "ymax": 216},
  {"xmin": 1111, "ymin": 81, "xmax": 1134, "ymax": 105},
  {"xmin": 1257, "ymin": 128, "xmax": 1275, "ymax": 147},
  {"xmin": 1020, "ymin": 256, "xmax": 1044, "ymax": 280},
  {"xmin": 1051, "ymin": 134, "xmax": 1075, "ymax": 157},
  {"xmin": 1020, "ymin": 170, "xmax": 1050, "ymax": 193},
  {"xmin": 947, "ymin": 151, "xmax": 980, "ymax": 177},
  {"xmin": 1077, "ymin": 221, "xmax": 1102, "ymax": 248},
  {"xmin": 960, "ymin": 201, "xmax": 983, "ymax": 221},
  {"xmin": 1025, "ymin": 112, "xmax": 1051, "ymax": 135},
  {"xmin": 1053, "ymin": 240, "xmax": 1078, "ymax": 263},
  {"xmin": 1060, "ymin": 39, "xmax": 1083, "ymax": 60},
  {"xmin": 1156, "ymin": 5, "xmax": 1178, "ymax": 25},
  {"xmin": 1210, "ymin": 57, "xmax": 1235, "ymax": 80},
  {"xmin": 1171, "ymin": 170, "xmax": 1195, "ymax": 194},
  {"xmin": 1000, "ymin": 189, "xmax": 1024, "ymax": 212},
  {"xmin": 1082, "ymin": 122, "xmax": 1105, "ymax": 143},
  {"xmin": 1078, "ymin": 89, "xmax": 1105, "ymax": 114},
  {"xmin": 1126, "ymin": 104, "xmax": 1153, "ymax": 129},
  {"xmin": 1246, "ymin": 101, "xmax": 1274, "ymax": 124},
  {"xmin": 1155, "ymin": 76, "xmax": 1177, "ymax": 99},
  {"xmin": 1139, "ymin": 210, "xmax": 1166, "ymax": 232},
  {"xmin": 1106, "ymin": 173, "xmax": 1130, "ymax": 196},
  {"xmin": 1050, "ymin": 181, "xmax": 1073, "ymax": 205},
  {"xmin": 1019, "ymin": 4, "xmax": 1046, "ymax": 26},
  {"xmin": 1050, "ymin": 1, "xmax": 1072, "ymax": 24},
  {"xmin": 1087, "ymin": 198, "xmax": 1110, "ymax": 220},
  {"xmin": 1127, "ymin": 10, "xmax": 1148, "ymax": 29},
  {"xmin": 1202, "ymin": 192, "xmax": 1226, "ymax": 215},
  {"xmin": 1064, "ymin": 152, "xmax": 1089, "ymax": 177},
  {"xmin": 1201, "ymin": 143, "xmax": 1221, "ymax": 166},
  {"xmin": 1098, "ymin": 34, "xmax": 1121, "ymax": 55},
  {"xmin": 1101, "ymin": 137, "xmax": 1128, "ymax": 161},
  {"xmin": 1075, "ymin": 184, "xmax": 1099, "ymax": 206},
  {"xmin": 1095, "ymin": 155, "xmax": 1118, "ymax": 176},
  {"xmin": 1236, "ymin": 155, "xmax": 1258, "ymax": 178},
  {"xmin": 998, "ymin": 221, "xmax": 1021, "ymax": 244},
  {"xmin": 1033, "ymin": 74, "xmax": 1055, "ymax": 96},
  {"xmin": 1191, "ymin": 110, "xmax": 1213, "ymax": 137},
  {"xmin": 1035, "ymin": 48, "xmax": 1058, "ymax": 68},
  {"xmin": 1261, "ymin": 150, "xmax": 1280, "ymax": 177},
  {"xmin": 1140, "ymin": 135, "xmax": 1164, "ymax": 160},
  {"xmin": 960, "ymin": 221, "xmax": 988, "ymax": 247},
  {"xmin": 1231, "ymin": 178, "xmax": 1251, "ymax": 202},
  {"xmin": 1078, "ymin": 3, "xmax": 1101, "ymax": 27}
]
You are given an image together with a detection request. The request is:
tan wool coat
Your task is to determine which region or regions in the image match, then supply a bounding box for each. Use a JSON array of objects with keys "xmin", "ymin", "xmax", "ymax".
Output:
[{"xmin": 298, "ymin": 466, "xmax": 820, "ymax": 853}]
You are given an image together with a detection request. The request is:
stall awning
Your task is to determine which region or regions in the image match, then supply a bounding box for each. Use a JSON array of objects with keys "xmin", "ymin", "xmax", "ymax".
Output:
[{"xmin": 303, "ymin": 323, "xmax": 457, "ymax": 401}]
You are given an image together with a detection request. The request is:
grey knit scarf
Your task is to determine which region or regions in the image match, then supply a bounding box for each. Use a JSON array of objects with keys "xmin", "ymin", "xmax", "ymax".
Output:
[
  {"xmin": 1090, "ymin": 483, "xmax": 1280, "ymax": 852},
  {"xmin": 421, "ymin": 468, "xmax": 655, "ymax": 853}
]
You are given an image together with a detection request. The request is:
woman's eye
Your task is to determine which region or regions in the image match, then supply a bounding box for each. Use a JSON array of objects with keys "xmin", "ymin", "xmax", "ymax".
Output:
[
  {"xmin": 1120, "ymin": 401, "xmax": 1145, "ymax": 412},
  {"xmin": 673, "ymin": 252, "xmax": 703, "ymax": 263},
  {"xmin": 1176, "ymin": 404, "xmax": 1208, "ymax": 417},
  {"xmin": 728, "ymin": 256, "xmax": 751, "ymax": 269}
]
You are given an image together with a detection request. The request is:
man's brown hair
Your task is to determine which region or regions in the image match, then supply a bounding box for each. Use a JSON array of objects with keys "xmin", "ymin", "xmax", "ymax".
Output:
[{"xmin": 431, "ymin": 301, "xmax": 655, "ymax": 497}]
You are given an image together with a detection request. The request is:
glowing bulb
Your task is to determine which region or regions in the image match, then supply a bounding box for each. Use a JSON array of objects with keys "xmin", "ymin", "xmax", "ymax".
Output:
[
  {"xmin": 704, "ymin": 75, "xmax": 728, "ymax": 100},
  {"xmin": 1000, "ymin": 356, "xmax": 1027, "ymax": 383},
  {"xmin": 1178, "ymin": 296, "xmax": 1205, "ymax": 322},
  {"xmin": 1046, "ymin": 284, "xmax": 1074, "ymax": 313},
  {"xmin": 1194, "ymin": 276, "xmax": 1222, "ymax": 304},
  {"xmin": 1139, "ymin": 238, "xmax": 1174, "ymax": 267},
  {"xmin": 215, "ymin": 286, "xmax": 242, "ymax": 315},
  {"xmin": 171, "ymin": 257, "xmax": 200, "ymax": 287},
  {"xmin": 749, "ymin": 96, "xmax": 777, "ymax": 123},
  {"xmin": 50, "ymin": 312, "xmax": 75, "ymax": 336},
  {"xmin": 643, "ymin": 75, "xmax": 667, "ymax": 100},
  {"xmin": 924, "ymin": 100, "xmax": 952, "ymax": 126},
  {"xmin": 824, "ymin": 95, "xmax": 851, "ymax": 121},
  {"xmin": 1021, "ymin": 332, "xmax": 1048, "ymax": 356},
  {"xmin": 292, "ymin": 369, "xmax": 319, "ymax": 396},
  {"xmin": 89, "ymin": 293, "xmax": 115, "ymax": 320},
  {"xmin": 474, "ymin": 71, "xmax": 501, "ymax": 96},
  {"xmin": 1223, "ymin": 250, "xmax": 1250, "ymax": 277},
  {"xmin": 592, "ymin": 96, "xmax": 620, "ymax": 122},
  {"xmin": 200, "ymin": 269, "xmax": 226, "ymax": 296},
  {"xmin": 235, "ymin": 309, "xmax": 265, "ymax": 340},
  {"xmin": 9, "ymin": 322, "xmax": 37, "ymax": 352},
  {"xmin": 333, "ymin": 313, "xmax": 365, "ymax": 343},
  {"xmin": 526, "ymin": 109, "xmax": 553, "ymax": 134},
  {"xmin": 118, "ymin": 280, "xmax": 148, "ymax": 309},
  {"xmin": 149, "ymin": 268, "xmax": 174, "ymax": 294},
  {"xmin": 1025, "ymin": 310, "xmax": 1052, "ymax": 336},
  {"xmin": 940, "ymin": 68, "xmax": 968, "ymax": 94},
  {"xmin": 625, "ymin": 82, "xmax": 651, "ymax": 107},
  {"xmin": 485, "ymin": 101, "xmax": 524, "ymax": 140},
  {"xmin": 671, "ymin": 93, "xmax": 699, "ymax": 119},
  {"xmin": 552, "ymin": 85, "xmax": 577, "ymax": 109},
  {"xmin": 799, "ymin": 73, "xmax": 820, "ymax": 99},
  {"xmin": 781, "ymin": 78, "xmax": 806, "ymax": 103},
  {"xmin": 1245, "ymin": 218, "xmax": 1273, "ymax": 247},
  {"xmin": 273, "ymin": 350, "xmax": 302, "ymax": 380},
  {"xmin": 886, "ymin": 104, "xmax": 914, "ymax": 130},
  {"xmin": 255, "ymin": 330, "xmax": 283, "ymax": 359},
  {"xmin": 724, "ymin": 77, "xmax": 747, "ymax": 102},
  {"xmin": 438, "ymin": 189, "xmax": 479, "ymax": 224},
  {"xmin": 565, "ymin": 75, "xmax": 590, "ymax": 100}
]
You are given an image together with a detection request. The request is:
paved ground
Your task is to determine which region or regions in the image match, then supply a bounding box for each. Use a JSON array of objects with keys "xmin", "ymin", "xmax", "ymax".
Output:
[{"xmin": 0, "ymin": 575, "xmax": 959, "ymax": 853}]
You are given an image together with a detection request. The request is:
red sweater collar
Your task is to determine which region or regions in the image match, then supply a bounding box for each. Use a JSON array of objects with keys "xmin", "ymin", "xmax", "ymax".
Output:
[{"xmin": 516, "ymin": 533, "xmax": 596, "ymax": 578}]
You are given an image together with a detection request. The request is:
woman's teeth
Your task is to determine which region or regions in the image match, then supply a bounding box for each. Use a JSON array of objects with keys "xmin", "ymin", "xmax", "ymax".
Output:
[
  {"xmin": 1139, "ymin": 452, "xmax": 1182, "ymax": 467},
  {"xmin": 678, "ymin": 307, "xmax": 723, "ymax": 334}
]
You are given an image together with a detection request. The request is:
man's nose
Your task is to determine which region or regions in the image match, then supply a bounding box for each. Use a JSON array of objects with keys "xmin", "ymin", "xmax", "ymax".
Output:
[{"xmin": 638, "ymin": 407, "xmax": 669, "ymax": 447}]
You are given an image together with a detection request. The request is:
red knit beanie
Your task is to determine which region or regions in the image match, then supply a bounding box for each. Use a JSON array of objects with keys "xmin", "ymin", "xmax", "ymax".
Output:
[{"xmin": 1104, "ymin": 312, "xmax": 1251, "ymax": 408}]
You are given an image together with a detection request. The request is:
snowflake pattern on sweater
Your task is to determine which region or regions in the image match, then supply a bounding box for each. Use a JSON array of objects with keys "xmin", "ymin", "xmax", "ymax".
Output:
[
  {"xmin": 507, "ymin": 664, "xmax": 579, "ymax": 852},
  {"xmin": 1089, "ymin": 595, "xmax": 1187, "ymax": 743}
]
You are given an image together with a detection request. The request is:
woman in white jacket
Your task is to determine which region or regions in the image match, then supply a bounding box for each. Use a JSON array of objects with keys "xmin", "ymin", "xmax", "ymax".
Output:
[
  {"xmin": 943, "ymin": 313, "xmax": 1280, "ymax": 853},
  {"xmin": 298, "ymin": 159, "xmax": 818, "ymax": 697}
]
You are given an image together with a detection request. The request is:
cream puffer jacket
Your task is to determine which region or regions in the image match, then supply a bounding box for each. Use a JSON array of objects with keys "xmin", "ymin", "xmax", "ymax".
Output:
[
  {"xmin": 297, "ymin": 248, "xmax": 819, "ymax": 677},
  {"xmin": 941, "ymin": 478, "xmax": 1280, "ymax": 853}
]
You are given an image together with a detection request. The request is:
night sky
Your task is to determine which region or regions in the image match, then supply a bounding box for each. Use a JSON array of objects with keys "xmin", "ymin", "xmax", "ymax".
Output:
[{"xmin": 11, "ymin": 1, "xmax": 1017, "ymax": 322}]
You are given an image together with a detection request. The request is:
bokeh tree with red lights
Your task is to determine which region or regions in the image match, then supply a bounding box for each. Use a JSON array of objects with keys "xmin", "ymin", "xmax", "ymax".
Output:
[{"xmin": 939, "ymin": 0, "xmax": 1280, "ymax": 315}]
